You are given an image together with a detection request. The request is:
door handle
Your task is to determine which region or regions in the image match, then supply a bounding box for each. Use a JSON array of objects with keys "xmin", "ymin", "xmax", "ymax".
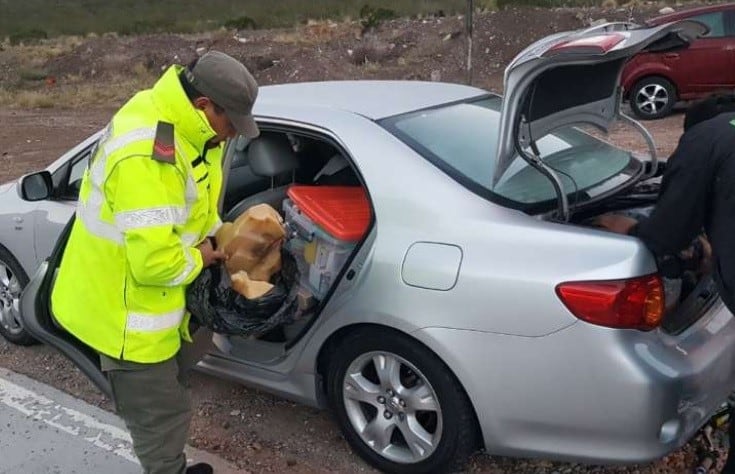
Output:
[{"xmin": 664, "ymin": 52, "xmax": 679, "ymax": 60}]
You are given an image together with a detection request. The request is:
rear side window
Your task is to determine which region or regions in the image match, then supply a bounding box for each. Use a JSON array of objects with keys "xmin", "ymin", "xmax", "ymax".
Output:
[
  {"xmin": 694, "ymin": 12, "xmax": 726, "ymax": 37},
  {"xmin": 381, "ymin": 97, "xmax": 639, "ymax": 209}
]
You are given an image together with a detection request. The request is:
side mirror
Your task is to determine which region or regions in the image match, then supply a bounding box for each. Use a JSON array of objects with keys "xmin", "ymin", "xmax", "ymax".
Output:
[{"xmin": 19, "ymin": 171, "xmax": 53, "ymax": 201}]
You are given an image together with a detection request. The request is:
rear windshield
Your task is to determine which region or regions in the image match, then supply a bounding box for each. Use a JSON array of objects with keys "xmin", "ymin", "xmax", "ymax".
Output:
[{"xmin": 380, "ymin": 96, "xmax": 639, "ymax": 209}]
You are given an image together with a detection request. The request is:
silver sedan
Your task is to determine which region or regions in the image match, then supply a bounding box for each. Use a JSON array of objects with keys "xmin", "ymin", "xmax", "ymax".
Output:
[{"xmin": 13, "ymin": 19, "xmax": 735, "ymax": 474}]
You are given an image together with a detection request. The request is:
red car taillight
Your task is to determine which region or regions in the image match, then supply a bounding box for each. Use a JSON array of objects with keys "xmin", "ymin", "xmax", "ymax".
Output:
[{"xmin": 556, "ymin": 275, "xmax": 664, "ymax": 331}]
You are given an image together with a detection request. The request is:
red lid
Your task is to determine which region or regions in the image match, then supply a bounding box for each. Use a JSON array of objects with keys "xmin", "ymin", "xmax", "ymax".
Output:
[{"xmin": 287, "ymin": 186, "xmax": 370, "ymax": 242}]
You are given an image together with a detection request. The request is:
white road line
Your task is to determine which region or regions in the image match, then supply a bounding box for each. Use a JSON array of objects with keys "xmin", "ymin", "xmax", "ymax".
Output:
[{"xmin": 0, "ymin": 371, "xmax": 139, "ymax": 465}]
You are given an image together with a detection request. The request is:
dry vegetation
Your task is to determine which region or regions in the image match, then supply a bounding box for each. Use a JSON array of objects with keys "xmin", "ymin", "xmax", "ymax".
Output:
[
  {"xmin": 0, "ymin": 30, "xmax": 165, "ymax": 108},
  {"xmin": 0, "ymin": 0, "xmax": 716, "ymax": 109},
  {"xmin": 0, "ymin": 0, "xmax": 479, "ymax": 39}
]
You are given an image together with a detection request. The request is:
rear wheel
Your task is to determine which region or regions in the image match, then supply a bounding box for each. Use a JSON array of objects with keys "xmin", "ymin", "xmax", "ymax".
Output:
[
  {"xmin": 0, "ymin": 246, "xmax": 36, "ymax": 345},
  {"xmin": 630, "ymin": 76, "xmax": 676, "ymax": 120},
  {"xmin": 326, "ymin": 328, "xmax": 478, "ymax": 473}
]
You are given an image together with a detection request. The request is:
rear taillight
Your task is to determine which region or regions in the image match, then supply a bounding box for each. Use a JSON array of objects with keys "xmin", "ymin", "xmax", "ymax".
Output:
[{"xmin": 556, "ymin": 275, "xmax": 664, "ymax": 331}]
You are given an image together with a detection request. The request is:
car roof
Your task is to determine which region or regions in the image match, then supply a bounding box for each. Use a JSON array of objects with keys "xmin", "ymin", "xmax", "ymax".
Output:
[
  {"xmin": 647, "ymin": 4, "xmax": 734, "ymax": 25},
  {"xmin": 255, "ymin": 80, "xmax": 488, "ymax": 120}
]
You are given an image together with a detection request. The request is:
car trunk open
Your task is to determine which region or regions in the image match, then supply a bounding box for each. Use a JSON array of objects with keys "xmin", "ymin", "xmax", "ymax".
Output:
[
  {"xmin": 494, "ymin": 19, "xmax": 708, "ymax": 221},
  {"xmin": 413, "ymin": 19, "xmax": 713, "ymax": 332},
  {"xmin": 488, "ymin": 19, "xmax": 715, "ymax": 333}
]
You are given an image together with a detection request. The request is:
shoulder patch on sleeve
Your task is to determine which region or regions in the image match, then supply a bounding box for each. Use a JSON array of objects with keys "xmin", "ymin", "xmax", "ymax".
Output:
[{"xmin": 152, "ymin": 121, "xmax": 175, "ymax": 164}]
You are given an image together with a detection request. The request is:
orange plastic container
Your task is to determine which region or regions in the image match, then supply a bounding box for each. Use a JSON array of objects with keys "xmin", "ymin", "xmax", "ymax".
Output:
[
  {"xmin": 286, "ymin": 186, "xmax": 370, "ymax": 242},
  {"xmin": 283, "ymin": 186, "xmax": 370, "ymax": 299}
]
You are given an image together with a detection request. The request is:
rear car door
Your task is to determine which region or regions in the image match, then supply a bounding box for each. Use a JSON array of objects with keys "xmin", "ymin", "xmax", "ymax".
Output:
[{"xmin": 674, "ymin": 9, "xmax": 735, "ymax": 93}]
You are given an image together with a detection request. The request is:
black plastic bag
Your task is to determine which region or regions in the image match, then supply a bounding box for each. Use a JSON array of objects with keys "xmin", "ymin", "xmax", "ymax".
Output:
[{"xmin": 186, "ymin": 251, "xmax": 300, "ymax": 337}]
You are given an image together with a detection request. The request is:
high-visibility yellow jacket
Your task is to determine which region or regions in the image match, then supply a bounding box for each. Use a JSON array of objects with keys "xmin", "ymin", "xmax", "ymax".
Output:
[{"xmin": 51, "ymin": 65, "xmax": 224, "ymax": 363}]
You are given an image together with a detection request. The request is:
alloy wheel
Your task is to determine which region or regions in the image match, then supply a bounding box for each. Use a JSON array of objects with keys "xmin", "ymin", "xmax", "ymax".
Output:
[
  {"xmin": 342, "ymin": 351, "xmax": 443, "ymax": 464},
  {"xmin": 635, "ymin": 83, "xmax": 670, "ymax": 116},
  {"xmin": 0, "ymin": 260, "xmax": 24, "ymax": 337}
]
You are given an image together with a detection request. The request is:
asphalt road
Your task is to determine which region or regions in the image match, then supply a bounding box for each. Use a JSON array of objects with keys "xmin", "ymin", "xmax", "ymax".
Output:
[{"xmin": 0, "ymin": 367, "xmax": 240, "ymax": 474}]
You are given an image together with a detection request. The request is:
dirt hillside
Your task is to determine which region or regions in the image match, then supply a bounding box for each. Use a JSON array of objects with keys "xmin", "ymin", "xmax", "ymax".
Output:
[{"xmin": 1, "ymin": 3, "xmax": 710, "ymax": 105}]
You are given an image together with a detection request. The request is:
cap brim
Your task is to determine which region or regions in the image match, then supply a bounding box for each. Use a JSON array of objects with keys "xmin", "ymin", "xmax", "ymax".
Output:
[{"xmin": 227, "ymin": 111, "xmax": 260, "ymax": 139}]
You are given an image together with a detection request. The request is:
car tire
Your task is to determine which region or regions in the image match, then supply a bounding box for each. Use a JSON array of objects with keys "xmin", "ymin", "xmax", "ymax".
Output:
[
  {"xmin": 326, "ymin": 328, "xmax": 478, "ymax": 474},
  {"xmin": 0, "ymin": 246, "xmax": 36, "ymax": 345},
  {"xmin": 629, "ymin": 76, "xmax": 676, "ymax": 120}
]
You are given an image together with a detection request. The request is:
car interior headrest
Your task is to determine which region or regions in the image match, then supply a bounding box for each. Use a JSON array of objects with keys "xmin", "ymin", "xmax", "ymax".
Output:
[{"xmin": 247, "ymin": 133, "xmax": 299, "ymax": 178}]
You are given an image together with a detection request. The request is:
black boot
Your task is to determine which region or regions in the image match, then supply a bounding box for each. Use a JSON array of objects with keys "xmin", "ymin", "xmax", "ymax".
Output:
[{"xmin": 185, "ymin": 463, "xmax": 213, "ymax": 474}]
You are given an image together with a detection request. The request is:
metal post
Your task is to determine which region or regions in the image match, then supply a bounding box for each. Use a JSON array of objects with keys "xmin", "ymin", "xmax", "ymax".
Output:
[{"xmin": 466, "ymin": 0, "xmax": 474, "ymax": 85}]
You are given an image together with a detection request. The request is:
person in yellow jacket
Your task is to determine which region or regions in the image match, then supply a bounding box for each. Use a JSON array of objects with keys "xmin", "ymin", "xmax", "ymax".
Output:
[{"xmin": 51, "ymin": 50, "xmax": 259, "ymax": 474}]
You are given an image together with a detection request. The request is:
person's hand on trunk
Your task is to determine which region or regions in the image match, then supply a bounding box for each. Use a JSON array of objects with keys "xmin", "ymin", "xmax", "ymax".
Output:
[
  {"xmin": 679, "ymin": 235, "xmax": 712, "ymax": 275},
  {"xmin": 593, "ymin": 214, "xmax": 638, "ymax": 235}
]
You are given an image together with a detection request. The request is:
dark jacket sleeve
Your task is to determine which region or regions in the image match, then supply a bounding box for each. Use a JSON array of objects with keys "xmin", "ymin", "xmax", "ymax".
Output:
[{"xmin": 632, "ymin": 126, "xmax": 714, "ymax": 257}]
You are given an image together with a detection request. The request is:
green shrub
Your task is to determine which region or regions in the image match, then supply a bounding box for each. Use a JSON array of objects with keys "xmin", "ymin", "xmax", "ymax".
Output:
[
  {"xmin": 224, "ymin": 16, "xmax": 258, "ymax": 30},
  {"xmin": 118, "ymin": 19, "xmax": 174, "ymax": 36},
  {"xmin": 19, "ymin": 69, "xmax": 48, "ymax": 81},
  {"xmin": 497, "ymin": 0, "xmax": 599, "ymax": 7},
  {"xmin": 359, "ymin": 4, "xmax": 397, "ymax": 31},
  {"xmin": 6, "ymin": 0, "xmax": 677, "ymax": 39},
  {"xmin": 9, "ymin": 29, "xmax": 48, "ymax": 45}
]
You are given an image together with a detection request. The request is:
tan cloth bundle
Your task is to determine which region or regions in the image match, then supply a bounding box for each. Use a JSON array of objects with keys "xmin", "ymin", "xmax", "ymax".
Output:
[{"xmin": 215, "ymin": 204, "xmax": 286, "ymax": 299}]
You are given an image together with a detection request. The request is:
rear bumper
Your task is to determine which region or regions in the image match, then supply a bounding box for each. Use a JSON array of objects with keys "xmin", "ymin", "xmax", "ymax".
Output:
[{"xmin": 414, "ymin": 300, "xmax": 735, "ymax": 464}]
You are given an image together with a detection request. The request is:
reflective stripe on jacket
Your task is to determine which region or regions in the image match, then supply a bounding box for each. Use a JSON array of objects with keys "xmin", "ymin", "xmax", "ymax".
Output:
[{"xmin": 51, "ymin": 65, "xmax": 224, "ymax": 363}]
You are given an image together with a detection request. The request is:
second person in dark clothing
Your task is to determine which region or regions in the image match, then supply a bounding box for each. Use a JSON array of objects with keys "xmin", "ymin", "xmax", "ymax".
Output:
[
  {"xmin": 596, "ymin": 93, "xmax": 735, "ymax": 473},
  {"xmin": 597, "ymin": 94, "xmax": 735, "ymax": 313}
]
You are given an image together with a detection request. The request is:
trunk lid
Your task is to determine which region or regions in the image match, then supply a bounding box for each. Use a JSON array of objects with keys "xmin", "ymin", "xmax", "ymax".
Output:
[{"xmin": 493, "ymin": 20, "xmax": 707, "ymax": 220}]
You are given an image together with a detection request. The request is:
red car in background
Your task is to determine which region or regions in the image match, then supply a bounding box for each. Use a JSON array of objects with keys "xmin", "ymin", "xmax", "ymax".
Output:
[{"xmin": 622, "ymin": 4, "xmax": 735, "ymax": 119}]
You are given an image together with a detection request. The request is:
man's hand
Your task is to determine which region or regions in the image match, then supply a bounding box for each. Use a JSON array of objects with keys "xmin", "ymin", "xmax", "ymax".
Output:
[
  {"xmin": 197, "ymin": 238, "xmax": 227, "ymax": 268},
  {"xmin": 699, "ymin": 236, "xmax": 713, "ymax": 273},
  {"xmin": 679, "ymin": 235, "xmax": 712, "ymax": 275},
  {"xmin": 593, "ymin": 214, "xmax": 638, "ymax": 235}
]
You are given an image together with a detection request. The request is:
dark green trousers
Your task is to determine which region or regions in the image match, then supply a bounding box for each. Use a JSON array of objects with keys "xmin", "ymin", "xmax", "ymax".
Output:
[{"xmin": 101, "ymin": 328, "xmax": 214, "ymax": 474}]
